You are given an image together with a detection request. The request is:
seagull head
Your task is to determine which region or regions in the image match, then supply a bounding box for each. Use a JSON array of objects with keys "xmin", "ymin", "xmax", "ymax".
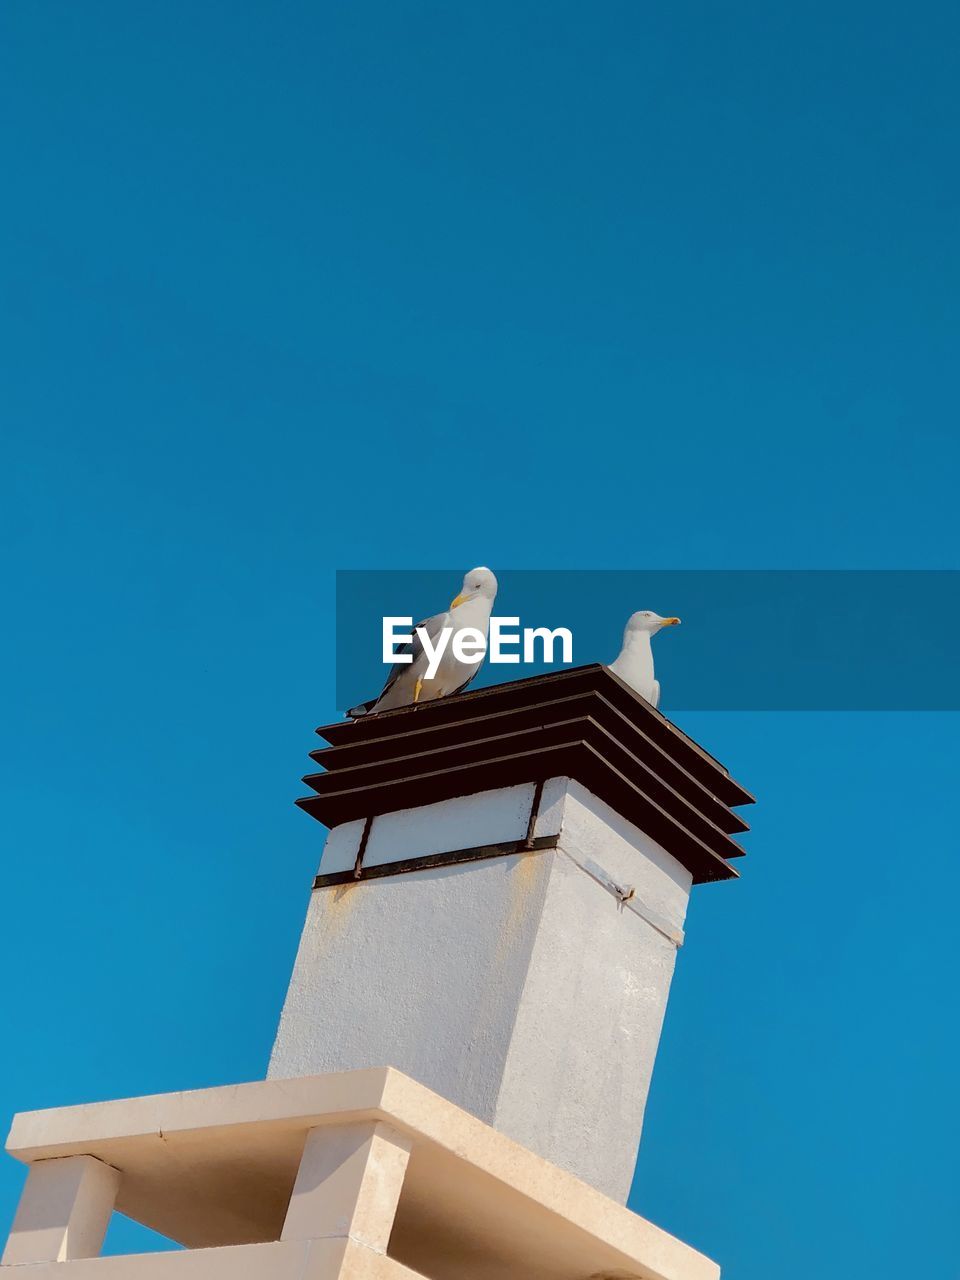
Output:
[
  {"xmin": 450, "ymin": 566, "xmax": 498, "ymax": 610},
  {"xmin": 624, "ymin": 610, "xmax": 681, "ymax": 638}
]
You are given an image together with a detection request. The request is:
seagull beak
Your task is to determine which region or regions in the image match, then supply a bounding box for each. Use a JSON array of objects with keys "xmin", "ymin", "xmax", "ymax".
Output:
[
  {"xmin": 661, "ymin": 617, "xmax": 681, "ymax": 626},
  {"xmin": 450, "ymin": 592, "xmax": 471, "ymax": 609}
]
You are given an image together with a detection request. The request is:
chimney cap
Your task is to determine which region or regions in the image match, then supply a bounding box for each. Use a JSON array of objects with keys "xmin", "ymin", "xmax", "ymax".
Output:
[{"xmin": 299, "ymin": 664, "xmax": 753, "ymax": 884}]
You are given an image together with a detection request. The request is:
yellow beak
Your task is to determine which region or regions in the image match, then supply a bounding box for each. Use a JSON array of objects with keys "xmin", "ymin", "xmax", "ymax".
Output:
[
  {"xmin": 661, "ymin": 616, "xmax": 681, "ymax": 626},
  {"xmin": 450, "ymin": 592, "xmax": 472, "ymax": 610}
]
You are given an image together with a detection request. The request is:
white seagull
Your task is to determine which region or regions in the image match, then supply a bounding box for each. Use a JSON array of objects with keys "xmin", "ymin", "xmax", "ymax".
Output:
[
  {"xmin": 608, "ymin": 610, "xmax": 681, "ymax": 708},
  {"xmin": 348, "ymin": 567, "xmax": 499, "ymax": 717}
]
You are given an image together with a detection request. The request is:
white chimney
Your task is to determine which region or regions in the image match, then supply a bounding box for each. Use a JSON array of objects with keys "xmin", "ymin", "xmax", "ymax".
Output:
[{"xmin": 269, "ymin": 665, "xmax": 753, "ymax": 1204}]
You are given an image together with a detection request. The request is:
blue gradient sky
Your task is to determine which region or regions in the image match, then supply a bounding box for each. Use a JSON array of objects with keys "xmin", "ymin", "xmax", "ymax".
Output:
[{"xmin": 2, "ymin": 3, "xmax": 958, "ymax": 1275}]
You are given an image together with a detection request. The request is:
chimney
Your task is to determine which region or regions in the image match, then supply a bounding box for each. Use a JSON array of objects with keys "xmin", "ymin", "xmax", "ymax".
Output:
[{"xmin": 269, "ymin": 665, "xmax": 753, "ymax": 1204}]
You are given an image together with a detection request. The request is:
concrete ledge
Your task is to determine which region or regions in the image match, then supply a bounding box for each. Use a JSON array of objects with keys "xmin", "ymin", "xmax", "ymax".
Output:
[
  {"xmin": 5, "ymin": 1068, "xmax": 719, "ymax": 1280},
  {"xmin": 0, "ymin": 1239, "xmax": 423, "ymax": 1279}
]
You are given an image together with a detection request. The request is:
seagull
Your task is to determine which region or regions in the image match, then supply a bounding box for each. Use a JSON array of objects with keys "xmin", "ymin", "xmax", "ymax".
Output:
[
  {"xmin": 348, "ymin": 567, "xmax": 499, "ymax": 717},
  {"xmin": 608, "ymin": 611, "xmax": 680, "ymax": 708}
]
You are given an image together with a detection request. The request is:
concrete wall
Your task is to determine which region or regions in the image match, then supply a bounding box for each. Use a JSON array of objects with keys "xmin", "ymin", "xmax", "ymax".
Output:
[
  {"xmin": 269, "ymin": 780, "xmax": 566, "ymax": 1123},
  {"xmin": 268, "ymin": 778, "xmax": 692, "ymax": 1202},
  {"xmin": 492, "ymin": 783, "xmax": 691, "ymax": 1198}
]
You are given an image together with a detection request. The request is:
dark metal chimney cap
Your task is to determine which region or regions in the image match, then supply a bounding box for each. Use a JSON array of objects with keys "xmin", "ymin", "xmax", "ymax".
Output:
[{"xmin": 298, "ymin": 664, "xmax": 754, "ymax": 885}]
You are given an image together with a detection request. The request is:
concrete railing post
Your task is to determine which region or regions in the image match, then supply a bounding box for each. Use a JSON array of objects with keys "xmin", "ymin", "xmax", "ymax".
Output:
[
  {"xmin": 1, "ymin": 1154, "xmax": 120, "ymax": 1266},
  {"xmin": 280, "ymin": 1121, "xmax": 412, "ymax": 1254}
]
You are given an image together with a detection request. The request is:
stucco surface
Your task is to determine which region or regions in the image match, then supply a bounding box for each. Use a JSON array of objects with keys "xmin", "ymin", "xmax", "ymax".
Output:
[
  {"xmin": 268, "ymin": 853, "xmax": 552, "ymax": 1123},
  {"xmin": 268, "ymin": 779, "xmax": 693, "ymax": 1201},
  {"xmin": 493, "ymin": 785, "xmax": 691, "ymax": 1199}
]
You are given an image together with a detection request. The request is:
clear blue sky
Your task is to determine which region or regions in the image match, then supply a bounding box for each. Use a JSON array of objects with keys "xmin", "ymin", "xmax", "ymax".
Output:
[{"xmin": 2, "ymin": 2, "xmax": 958, "ymax": 1274}]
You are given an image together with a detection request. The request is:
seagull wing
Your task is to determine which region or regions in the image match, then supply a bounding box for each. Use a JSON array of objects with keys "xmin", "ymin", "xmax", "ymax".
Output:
[{"xmin": 348, "ymin": 610, "xmax": 449, "ymax": 717}]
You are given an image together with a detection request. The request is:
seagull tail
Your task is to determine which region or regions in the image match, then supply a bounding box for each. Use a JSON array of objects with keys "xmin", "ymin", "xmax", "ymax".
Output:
[{"xmin": 346, "ymin": 698, "xmax": 375, "ymax": 719}]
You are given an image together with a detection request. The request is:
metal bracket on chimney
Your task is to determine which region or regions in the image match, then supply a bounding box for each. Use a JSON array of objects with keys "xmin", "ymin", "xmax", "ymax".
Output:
[
  {"xmin": 522, "ymin": 778, "xmax": 545, "ymax": 849},
  {"xmin": 562, "ymin": 850, "xmax": 685, "ymax": 948},
  {"xmin": 352, "ymin": 814, "xmax": 373, "ymax": 879}
]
